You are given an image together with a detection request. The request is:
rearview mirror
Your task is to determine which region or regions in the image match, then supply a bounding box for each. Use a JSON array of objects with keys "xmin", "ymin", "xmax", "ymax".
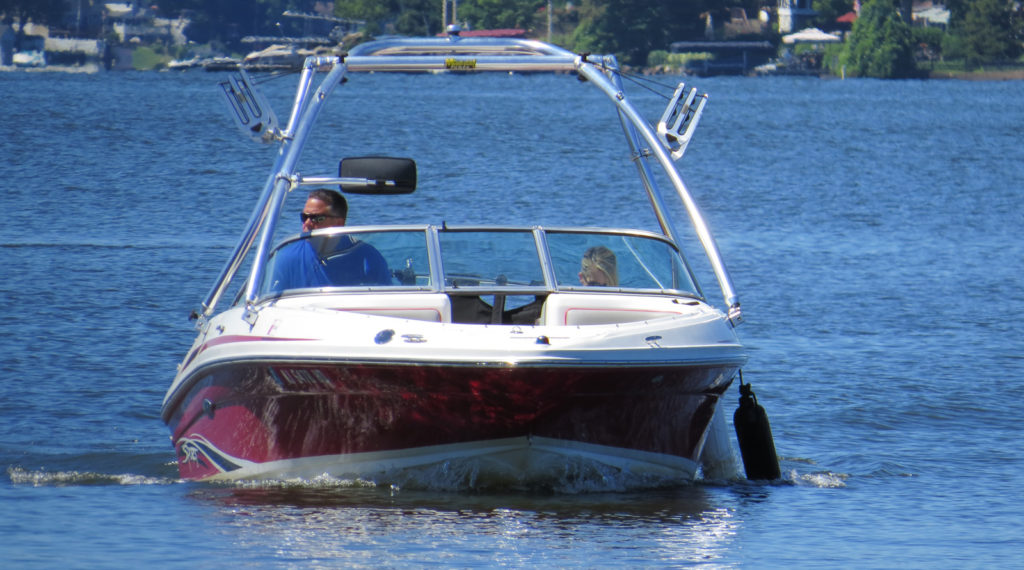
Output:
[{"xmin": 338, "ymin": 157, "xmax": 417, "ymax": 195}]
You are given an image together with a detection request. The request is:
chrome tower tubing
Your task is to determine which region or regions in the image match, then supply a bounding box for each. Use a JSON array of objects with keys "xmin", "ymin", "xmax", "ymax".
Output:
[
  {"xmin": 592, "ymin": 61, "xmax": 684, "ymax": 243},
  {"xmin": 243, "ymin": 59, "xmax": 350, "ymax": 308},
  {"xmin": 345, "ymin": 36, "xmax": 579, "ymax": 73},
  {"xmin": 282, "ymin": 59, "xmax": 325, "ymax": 137},
  {"xmin": 198, "ymin": 165, "xmax": 292, "ymax": 318},
  {"xmin": 576, "ymin": 59, "xmax": 741, "ymax": 319},
  {"xmin": 343, "ymin": 54, "xmax": 578, "ymax": 73},
  {"xmin": 597, "ymin": 59, "xmax": 704, "ymax": 298},
  {"xmin": 346, "ymin": 35, "xmax": 578, "ymax": 58},
  {"xmin": 198, "ymin": 58, "xmax": 341, "ymax": 318}
]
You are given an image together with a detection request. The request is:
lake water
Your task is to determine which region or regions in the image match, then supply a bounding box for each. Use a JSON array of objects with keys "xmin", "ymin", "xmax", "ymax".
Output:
[{"xmin": 1, "ymin": 68, "xmax": 1022, "ymax": 567}]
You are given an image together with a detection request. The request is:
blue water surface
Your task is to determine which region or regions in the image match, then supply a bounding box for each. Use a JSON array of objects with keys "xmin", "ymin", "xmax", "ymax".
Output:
[{"xmin": 1, "ymin": 68, "xmax": 1022, "ymax": 567}]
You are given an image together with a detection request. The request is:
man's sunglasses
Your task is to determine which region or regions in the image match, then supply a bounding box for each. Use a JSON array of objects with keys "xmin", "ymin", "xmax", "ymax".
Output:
[{"xmin": 300, "ymin": 213, "xmax": 335, "ymax": 223}]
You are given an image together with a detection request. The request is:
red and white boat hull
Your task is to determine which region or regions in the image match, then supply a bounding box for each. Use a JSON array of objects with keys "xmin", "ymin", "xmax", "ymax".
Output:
[{"xmin": 163, "ymin": 304, "xmax": 744, "ymax": 489}]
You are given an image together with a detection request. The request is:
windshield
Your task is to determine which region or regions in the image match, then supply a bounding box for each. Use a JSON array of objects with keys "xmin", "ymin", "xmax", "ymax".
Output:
[
  {"xmin": 545, "ymin": 230, "xmax": 698, "ymax": 292},
  {"xmin": 261, "ymin": 229, "xmax": 430, "ymax": 294},
  {"xmin": 438, "ymin": 230, "xmax": 545, "ymax": 289},
  {"xmin": 258, "ymin": 227, "xmax": 700, "ymax": 298}
]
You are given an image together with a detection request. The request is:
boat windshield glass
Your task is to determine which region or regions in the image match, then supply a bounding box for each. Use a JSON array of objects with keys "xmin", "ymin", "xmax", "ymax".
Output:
[
  {"xmin": 545, "ymin": 231, "xmax": 698, "ymax": 294},
  {"xmin": 260, "ymin": 229, "xmax": 430, "ymax": 294},
  {"xmin": 437, "ymin": 230, "xmax": 545, "ymax": 289},
  {"xmin": 258, "ymin": 228, "xmax": 698, "ymax": 298}
]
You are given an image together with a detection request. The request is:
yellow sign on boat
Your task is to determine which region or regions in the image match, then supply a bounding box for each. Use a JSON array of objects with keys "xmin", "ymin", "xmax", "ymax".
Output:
[{"xmin": 445, "ymin": 58, "xmax": 477, "ymax": 70}]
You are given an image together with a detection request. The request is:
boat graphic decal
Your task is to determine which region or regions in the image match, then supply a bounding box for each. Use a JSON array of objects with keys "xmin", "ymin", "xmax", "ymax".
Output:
[
  {"xmin": 268, "ymin": 366, "xmax": 335, "ymax": 391},
  {"xmin": 178, "ymin": 434, "xmax": 255, "ymax": 473}
]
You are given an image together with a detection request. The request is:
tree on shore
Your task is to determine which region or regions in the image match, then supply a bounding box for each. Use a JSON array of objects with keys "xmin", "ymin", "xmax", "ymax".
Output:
[
  {"xmin": 334, "ymin": 0, "xmax": 441, "ymax": 37},
  {"xmin": 840, "ymin": 0, "xmax": 918, "ymax": 78},
  {"xmin": 155, "ymin": 0, "xmax": 318, "ymax": 45},
  {"xmin": 457, "ymin": 0, "xmax": 547, "ymax": 31},
  {"xmin": 571, "ymin": 0, "xmax": 711, "ymax": 66},
  {"xmin": 958, "ymin": 0, "xmax": 1021, "ymax": 66},
  {"xmin": 11, "ymin": 0, "xmax": 1019, "ymax": 76},
  {"xmin": 812, "ymin": 0, "xmax": 854, "ymax": 29}
]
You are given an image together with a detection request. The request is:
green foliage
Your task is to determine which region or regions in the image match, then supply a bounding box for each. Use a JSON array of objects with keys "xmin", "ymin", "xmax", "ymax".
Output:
[
  {"xmin": 812, "ymin": 0, "xmax": 854, "ymax": 28},
  {"xmin": 644, "ymin": 49, "xmax": 670, "ymax": 67},
  {"xmin": 944, "ymin": 0, "xmax": 971, "ymax": 27},
  {"xmin": 29, "ymin": 0, "xmax": 1020, "ymax": 77},
  {"xmin": 912, "ymin": 25, "xmax": 944, "ymax": 61},
  {"xmin": 333, "ymin": 0, "xmax": 393, "ymax": 25},
  {"xmin": 840, "ymin": 0, "xmax": 918, "ymax": 78},
  {"xmin": 132, "ymin": 46, "xmax": 171, "ymax": 70},
  {"xmin": 458, "ymin": 0, "xmax": 545, "ymax": 30},
  {"xmin": 335, "ymin": 0, "xmax": 441, "ymax": 36},
  {"xmin": 646, "ymin": 49, "xmax": 711, "ymax": 70},
  {"xmin": 616, "ymin": 0, "xmax": 670, "ymax": 64},
  {"xmin": 338, "ymin": 0, "xmax": 543, "ymax": 37},
  {"xmin": 939, "ymin": 32, "xmax": 967, "ymax": 60},
  {"xmin": 569, "ymin": 0, "xmax": 710, "ymax": 65},
  {"xmin": 958, "ymin": 0, "xmax": 1020, "ymax": 66},
  {"xmin": 570, "ymin": 1, "xmax": 613, "ymax": 55},
  {"xmin": 912, "ymin": 26, "xmax": 944, "ymax": 47},
  {"xmin": 820, "ymin": 42, "xmax": 845, "ymax": 74}
]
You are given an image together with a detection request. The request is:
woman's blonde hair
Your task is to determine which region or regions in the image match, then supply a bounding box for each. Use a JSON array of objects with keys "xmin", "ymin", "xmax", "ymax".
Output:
[{"xmin": 581, "ymin": 245, "xmax": 618, "ymax": 286}]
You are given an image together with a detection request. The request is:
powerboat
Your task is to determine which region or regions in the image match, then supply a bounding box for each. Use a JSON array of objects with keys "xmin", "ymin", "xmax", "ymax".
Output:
[
  {"xmin": 13, "ymin": 50, "xmax": 47, "ymax": 68},
  {"xmin": 161, "ymin": 33, "xmax": 748, "ymax": 490},
  {"xmin": 241, "ymin": 43, "xmax": 333, "ymax": 72}
]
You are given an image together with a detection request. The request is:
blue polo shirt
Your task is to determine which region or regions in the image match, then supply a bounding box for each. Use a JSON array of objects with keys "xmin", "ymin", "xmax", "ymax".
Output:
[{"xmin": 267, "ymin": 235, "xmax": 392, "ymax": 292}]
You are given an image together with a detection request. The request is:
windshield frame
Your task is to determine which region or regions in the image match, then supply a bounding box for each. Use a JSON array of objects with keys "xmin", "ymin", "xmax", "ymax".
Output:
[{"xmin": 252, "ymin": 224, "xmax": 705, "ymax": 303}]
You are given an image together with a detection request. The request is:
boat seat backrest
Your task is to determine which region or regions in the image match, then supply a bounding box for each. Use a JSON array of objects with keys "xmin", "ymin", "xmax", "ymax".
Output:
[
  {"xmin": 329, "ymin": 293, "xmax": 452, "ymax": 322},
  {"xmin": 540, "ymin": 293, "xmax": 690, "ymax": 326}
]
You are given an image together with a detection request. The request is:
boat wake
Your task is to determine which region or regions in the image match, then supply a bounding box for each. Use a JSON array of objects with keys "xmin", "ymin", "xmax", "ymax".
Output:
[
  {"xmin": 382, "ymin": 456, "xmax": 698, "ymax": 494},
  {"xmin": 7, "ymin": 466, "xmax": 176, "ymax": 487},
  {"xmin": 6, "ymin": 458, "xmax": 691, "ymax": 493},
  {"xmin": 7, "ymin": 462, "xmax": 854, "ymax": 493},
  {"xmin": 789, "ymin": 470, "xmax": 849, "ymax": 488},
  {"xmin": 213, "ymin": 456, "xmax": 700, "ymax": 494},
  {"xmin": 745, "ymin": 455, "xmax": 850, "ymax": 488}
]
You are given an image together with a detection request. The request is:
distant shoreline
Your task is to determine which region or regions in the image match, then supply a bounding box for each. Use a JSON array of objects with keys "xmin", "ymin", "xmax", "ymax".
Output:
[
  {"xmin": 0, "ymin": 64, "xmax": 103, "ymax": 74},
  {"xmin": 926, "ymin": 68, "xmax": 1024, "ymax": 81},
  {"xmin": 640, "ymin": 66, "xmax": 1024, "ymax": 80},
  {"xmin": 4, "ymin": 63, "xmax": 1024, "ymax": 80}
]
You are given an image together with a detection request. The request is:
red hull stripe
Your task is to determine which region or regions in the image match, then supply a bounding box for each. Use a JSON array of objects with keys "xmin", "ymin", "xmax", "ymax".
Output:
[
  {"xmin": 180, "ymin": 335, "xmax": 315, "ymax": 370},
  {"xmin": 200, "ymin": 334, "xmax": 313, "ymax": 352}
]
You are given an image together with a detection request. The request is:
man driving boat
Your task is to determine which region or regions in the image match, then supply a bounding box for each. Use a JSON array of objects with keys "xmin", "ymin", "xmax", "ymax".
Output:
[{"xmin": 267, "ymin": 189, "xmax": 392, "ymax": 291}]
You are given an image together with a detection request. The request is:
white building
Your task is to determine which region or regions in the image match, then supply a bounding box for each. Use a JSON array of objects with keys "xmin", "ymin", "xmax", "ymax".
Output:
[{"xmin": 777, "ymin": 0, "xmax": 817, "ymax": 33}]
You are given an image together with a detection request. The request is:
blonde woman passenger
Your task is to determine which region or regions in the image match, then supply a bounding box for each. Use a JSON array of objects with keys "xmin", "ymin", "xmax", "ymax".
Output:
[{"xmin": 578, "ymin": 245, "xmax": 618, "ymax": 287}]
